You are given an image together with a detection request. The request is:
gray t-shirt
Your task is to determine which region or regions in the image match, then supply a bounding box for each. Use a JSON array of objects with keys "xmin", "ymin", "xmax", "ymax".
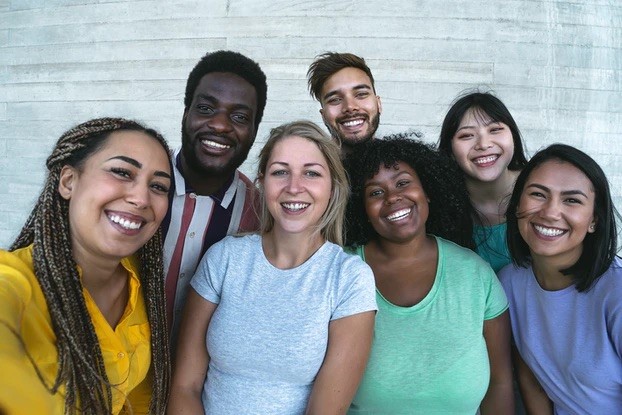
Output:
[{"xmin": 190, "ymin": 234, "xmax": 377, "ymax": 415}]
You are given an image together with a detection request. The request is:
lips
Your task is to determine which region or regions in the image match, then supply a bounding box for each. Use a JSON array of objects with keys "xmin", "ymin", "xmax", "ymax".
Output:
[
  {"xmin": 386, "ymin": 208, "xmax": 411, "ymax": 222},
  {"xmin": 198, "ymin": 134, "xmax": 233, "ymax": 153},
  {"xmin": 281, "ymin": 202, "xmax": 310, "ymax": 212},
  {"xmin": 533, "ymin": 223, "xmax": 566, "ymax": 237},
  {"xmin": 472, "ymin": 154, "xmax": 499, "ymax": 166},
  {"xmin": 338, "ymin": 115, "xmax": 366, "ymax": 130},
  {"xmin": 107, "ymin": 212, "xmax": 145, "ymax": 231}
]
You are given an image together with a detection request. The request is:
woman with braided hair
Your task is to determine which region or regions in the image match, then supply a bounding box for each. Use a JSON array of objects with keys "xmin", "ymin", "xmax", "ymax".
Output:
[
  {"xmin": 344, "ymin": 135, "xmax": 514, "ymax": 414},
  {"xmin": 0, "ymin": 118, "xmax": 172, "ymax": 414}
]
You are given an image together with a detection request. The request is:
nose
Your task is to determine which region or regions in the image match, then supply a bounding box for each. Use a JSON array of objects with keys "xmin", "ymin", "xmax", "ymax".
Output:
[
  {"xmin": 207, "ymin": 111, "xmax": 233, "ymax": 134},
  {"xmin": 384, "ymin": 190, "xmax": 402, "ymax": 205},
  {"xmin": 539, "ymin": 198, "xmax": 562, "ymax": 221},
  {"xmin": 286, "ymin": 174, "xmax": 303, "ymax": 194},
  {"xmin": 343, "ymin": 95, "xmax": 359, "ymax": 113},
  {"xmin": 474, "ymin": 133, "xmax": 493, "ymax": 151},
  {"xmin": 126, "ymin": 183, "xmax": 150, "ymax": 210}
]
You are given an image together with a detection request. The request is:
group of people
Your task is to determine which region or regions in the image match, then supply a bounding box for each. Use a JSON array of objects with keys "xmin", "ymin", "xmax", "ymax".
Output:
[{"xmin": 0, "ymin": 49, "xmax": 619, "ymax": 415}]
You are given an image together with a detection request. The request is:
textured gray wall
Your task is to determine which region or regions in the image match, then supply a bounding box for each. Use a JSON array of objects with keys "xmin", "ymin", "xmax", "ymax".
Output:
[{"xmin": 0, "ymin": 0, "xmax": 620, "ymax": 246}]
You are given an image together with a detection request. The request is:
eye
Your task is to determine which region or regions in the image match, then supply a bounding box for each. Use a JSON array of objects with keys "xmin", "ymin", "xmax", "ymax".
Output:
[
  {"xmin": 565, "ymin": 197, "xmax": 583, "ymax": 205},
  {"xmin": 490, "ymin": 126, "xmax": 505, "ymax": 133},
  {"xmin": 305, "ymin": 170, "xmax": 321, "ymax": 178},
  {"xmin": 110, "ymin": 167, "xmax": 132, "ymax": 179},
  {"xmin": 456, "ymin": 133, "xmax": 473, "ymax": 140},
  {"xmin": 150, "ymin": 181, "xmax": 170, "ymax": 194},
  {"xmin": 396, "ymin": 179, "xmax": 410, "ymax": 188},
  {"xmin": 196, "ymin": 104, "xmax": 215, "ymax": 114},
  {"xmin": 367, "ymin": 188, "xmax": 383, "ymax": 198},
  {"xmin": 232, "ymin": 113, "xmax": 250, "ymax": 124},
  {"xmin": 528, "ymin": 191, "xmax": 545, "ymax": 198},
  {"xmin": 270, "ymin": 169, "xmax": 288, "ymax": 177},
  {"xmin": 326, "ymin": 97, "xmax": 341, "ymax": 105},
  {"xmin": 356, "ymin": 91, "xmax": 370, "ymax": 99}
]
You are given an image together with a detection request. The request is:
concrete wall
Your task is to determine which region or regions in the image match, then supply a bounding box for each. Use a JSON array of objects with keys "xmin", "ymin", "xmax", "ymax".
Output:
[{"xmin": 0, "ymin": 0, "xmax": 620, "ymax": 246}]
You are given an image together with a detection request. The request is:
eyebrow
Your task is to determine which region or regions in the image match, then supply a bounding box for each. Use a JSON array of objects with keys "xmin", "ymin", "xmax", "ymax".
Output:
[
  {"xmin": 526, "ymin": 183, "xmax": 589, "ymax": 198},
  {"xmin": 322, "ymin": 84, "xmax": 372, "ymax": 101},
  {"xmin": 456, "ymin": 119, "xmax": 500, "ymax": 132},
  {"xmin": 107, "ymin": 156, "xmax": 172, "ymax": 179},
  {"xmin": 365, "ymin": 170, "xmax": 412, "ymax": 187},
  {"xmin": 270, "ymin": 161, "xmax": 327, "ymax": 170}
]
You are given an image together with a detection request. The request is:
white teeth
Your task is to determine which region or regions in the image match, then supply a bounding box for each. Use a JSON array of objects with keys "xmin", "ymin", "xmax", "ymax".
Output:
[
  {"xmin": 387, "ymin": 208, "xmax": 411, "ymax": 221},
  {"xmin": 282, "ymin": 202, "xmax": 309, "ymax": 211},
  {"xmin": 473, "ymin": 155, "xmax": 498, "ymax": 165},
  {"xmin": 342, "ymin": 119, "xmax": 364, "ymax": 127},
  {"xmin": 534, "ymin": 225, "xmax": 564, "ymax": 237},
  {"xmin": 108, "ymin": 214, "xmax": 142, "ymax": 230},
  {"xmin": 202, "ymin": 140, "xmax": 230, "ymax": 149}
]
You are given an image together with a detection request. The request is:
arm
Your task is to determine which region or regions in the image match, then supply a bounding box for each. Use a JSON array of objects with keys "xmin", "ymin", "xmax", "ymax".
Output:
[
  {"xmin": 513, "ymin": 346, "xmax": 553, "ymax": 415},
  {"xmin": 480, "ymin": 310, "xmax": 514, "ymax": 415},
  {"xmin": 167, "ymin": 289, "xmax": 217, "ymax": 414},
  {"xmin": 305, "ymin": 311, "xmax": 375, "ymax": 415}
]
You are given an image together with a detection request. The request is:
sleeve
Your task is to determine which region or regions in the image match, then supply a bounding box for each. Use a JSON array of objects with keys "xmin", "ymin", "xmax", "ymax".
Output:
[
  {"xmin": 0, "ymin": 253, "xmax": 55, "ymax": 413},
  {"xmin": 482, "ymin": 264, "xmax": 509, "ymax": 320},
  {"xmin": 331, "ymin": 257, "xmax": 378, "ymax": 321},
  {"xmin": 189, "ymin": 240, "xmax": 227, "ymax": 304},
  {"xmin": 604, "ymin": 267, "xmax": 622, "ymax": 358}
]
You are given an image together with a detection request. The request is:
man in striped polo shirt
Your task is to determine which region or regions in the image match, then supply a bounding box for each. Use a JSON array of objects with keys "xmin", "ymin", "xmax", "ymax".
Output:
[{"xmin": 162, "ymin": 50, "xmax": 267, "ymax": 345}]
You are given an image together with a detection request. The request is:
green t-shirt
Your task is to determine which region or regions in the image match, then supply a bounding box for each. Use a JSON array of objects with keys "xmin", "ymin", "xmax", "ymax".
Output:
[
  {"xmin": 473, "ymin": 222, "xmax": 511, "ymax": 273},
  {"xmin": 348, "ymin": 236, "xmax": 508, "ymax": 414}
]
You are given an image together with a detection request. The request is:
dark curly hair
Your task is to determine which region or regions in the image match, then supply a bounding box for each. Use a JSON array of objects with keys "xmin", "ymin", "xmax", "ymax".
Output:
[
  {"xmin": 345, "ymin": 134, "xmax": 475, "ymax": 249},
  {"xmin": 184, "ymin": 50, "xmax": 268, "ymax": 129}
]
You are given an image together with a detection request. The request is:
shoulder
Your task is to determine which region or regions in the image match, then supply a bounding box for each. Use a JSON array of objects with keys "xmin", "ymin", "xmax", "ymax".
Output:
[
  {"xmin": 0, "ymin": 245, "xmax": 38, "ymax": 306},
  {"xmin": 498, "ymin": 263, "xmax": 531, "ymax": 291},
  {"xmin": 209, "ymin": 234, "xmax": 259, "ymax": 256},
  {"xmin": 236, "ymin": 170, "xmax": 258, "ymax": 191},
  {"xmin": 437, "ymin": 236, "xmax": 490, "ymax": 270},
  {"xmin": 591, "ymin": 257, "xmax": 622, "ymax": 299}
]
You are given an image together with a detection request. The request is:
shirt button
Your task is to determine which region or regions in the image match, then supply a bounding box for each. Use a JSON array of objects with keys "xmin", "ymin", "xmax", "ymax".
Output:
[
  {"xmin": 189, "ymin": 193, "xmax": 197, "ymax": 199},
  {"xmin": 189, "ymin": 232, "xmax": 195, "ymax": 238},
  {"xmin": 118, "ymin": 352, "xmax": 125, "ymax": 359},
  {"xmin": 180, "ymin": 273, "xmax": 185, "ymax": 278}
]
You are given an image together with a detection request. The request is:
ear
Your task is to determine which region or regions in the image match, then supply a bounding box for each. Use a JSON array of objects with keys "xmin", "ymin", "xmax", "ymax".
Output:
[
  {"xmin": 58, "ymin": 165, "xmax": 77, "ymax": 200},
  {"xmin": 588, "ymin": 218, "xmax": 597, "ymax": 233},
  {"xmin": 377, "ymin": 96, "xmax": 382, "ymax": 114},
  {"xmin": 319, "ymin": 107, "xmax": 325, "ymax": 118}
]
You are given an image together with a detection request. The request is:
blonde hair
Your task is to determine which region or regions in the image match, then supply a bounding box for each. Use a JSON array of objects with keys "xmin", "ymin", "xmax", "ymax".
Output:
[{"xmin": 256, "ymin": 120, "xmax": 349, "ymax": 245}]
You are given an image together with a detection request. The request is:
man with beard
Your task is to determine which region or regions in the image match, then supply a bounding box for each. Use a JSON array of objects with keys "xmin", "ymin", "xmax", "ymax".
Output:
[
  {"xmin": 307, "ymin": 52, "xmax": 382, "ymax": 154},
  {"xmin": 162, "ymin": 50, "xmax": 267, "ymax": 344}
]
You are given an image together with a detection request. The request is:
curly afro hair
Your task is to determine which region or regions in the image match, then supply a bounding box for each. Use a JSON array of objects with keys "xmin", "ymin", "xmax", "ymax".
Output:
[{"xmin": 344, "ymin": 133, "xmax": 475, "ymax": 250}]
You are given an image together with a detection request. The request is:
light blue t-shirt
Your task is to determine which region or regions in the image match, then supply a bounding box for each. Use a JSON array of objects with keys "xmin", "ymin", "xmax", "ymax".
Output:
[
  {"xmin": 473, "ymin": 222, "xmax": 511, "ymax": 273},
  {"xmin": 349, "ymin": 236, "xmax": 508, "ymax": 414},
  {"xmin": 190, "ymin": 234, "xmax": 377, "ymax": 415},
  {"xmin": 499, "ymin": 259, "xmax": 622, "ymax": 414}
]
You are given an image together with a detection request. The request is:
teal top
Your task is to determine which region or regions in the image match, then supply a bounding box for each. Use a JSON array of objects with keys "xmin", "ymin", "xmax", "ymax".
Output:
[
  {"xmin": 473, "ymin": 222, "xmax": 511, "ymax": 273},
  {"xmin": 348, "ymin": 236, "xmax": 508, "ymax": 414}
]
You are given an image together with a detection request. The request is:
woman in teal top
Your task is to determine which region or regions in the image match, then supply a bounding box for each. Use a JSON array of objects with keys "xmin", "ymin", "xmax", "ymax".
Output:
[
  {"xmin": 344, "ymin": 136, "xmax": 514, "ymax": 414},
  {"xmin": 438, "ymin": 91, "xmax": 528, "ymax": 272}
]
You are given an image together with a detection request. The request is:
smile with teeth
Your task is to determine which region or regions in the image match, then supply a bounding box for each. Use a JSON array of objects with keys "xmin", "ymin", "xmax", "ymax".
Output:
[
  {"xmin": 386, "ymin": 208, "xmax": 411, "ymax": 222},
  {"xmin": 202, "ymin": 139, "xmax": 231, "ymax": 149},
  {"xmin": 282, "ymin": 202, "xmax": 310, "ymax": 212},
  {"xmin": 341, "ymin": 119, "xmax": 364, "ymax": 128},
  {"xmin": 473, "ymin": 155, "xmax": 498, "ymax": 165},
  {"xmin": 533, "ymin": 224, "xmax": 566, "ymax": 237},
  {"xmin": 108, "ymin": 214, "xmax": 143, "ymax": 230}
]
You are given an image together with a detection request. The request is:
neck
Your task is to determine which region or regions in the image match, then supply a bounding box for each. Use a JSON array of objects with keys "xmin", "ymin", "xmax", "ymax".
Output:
[
  {"xmin": 531, "ymin": 256, "xmax": 575, "ymax": 291},
  {"xmin": 262, "ymin": 229, "xmax": 325, "ymax": 270},
  {"xmin": 71, "ymin": 245, "xmax": 126, "ymax": 293},
  {"xmin": 179, "ymin": 154, "xmax": 234, "ymax": 196},
  {"xmin": 466, "ymin": 169, "xmax": 519, "ymax": 225},
  {"xmin": 371, "ymin": 233, "xmax": 436, "ymax": 261}
]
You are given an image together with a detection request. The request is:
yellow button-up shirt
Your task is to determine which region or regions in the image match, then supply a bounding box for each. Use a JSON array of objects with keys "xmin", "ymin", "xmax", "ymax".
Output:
[{"xmin": 0, "ymin": 245, "xmax": 152, "ymax": 414}]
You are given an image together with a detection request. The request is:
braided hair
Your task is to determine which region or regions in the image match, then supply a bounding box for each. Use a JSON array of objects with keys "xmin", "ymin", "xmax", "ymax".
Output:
[
  {"xmin": 10, "ymin": 118, "xmax": 171, "ymax": 414},
  {"xmin": 344, "ymin": 133, "xmax": 475, "ymax": 250}
]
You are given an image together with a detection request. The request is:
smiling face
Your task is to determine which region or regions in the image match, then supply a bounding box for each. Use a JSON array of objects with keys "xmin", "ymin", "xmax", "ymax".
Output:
[
  {"xmin": 517, "ymin": 160, "xmax": 596, "ymax": 268},
  {"xmin": 181, "ymin": 71, "xmax": 258, "ymax": 177},
  {"xmin": 451, "ymin": 108, "xmax": 515, "ymax": 183},
  {"xmin": 261, "ymin": 135, "xmax": 332, "ymax": 239},
  {"xmin": 59, "ymin": 131, "xmax": 172, "ymax": 262},
  {"xmin": 319, "ymin": 67, "xmax": 381, "ymax": 150},
  {"xmin": 364, "ymin": 161, "xmax": 429, "ymax": 244}
]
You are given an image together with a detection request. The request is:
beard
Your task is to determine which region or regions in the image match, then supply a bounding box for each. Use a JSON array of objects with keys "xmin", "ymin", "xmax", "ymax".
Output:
[
  {"xmin": 180, "ymin": 123, "xmax": 251, "ymax": 177},
  {"xmin": 327, "ymin": 112, "xmax": 381, "ymax": 148}
]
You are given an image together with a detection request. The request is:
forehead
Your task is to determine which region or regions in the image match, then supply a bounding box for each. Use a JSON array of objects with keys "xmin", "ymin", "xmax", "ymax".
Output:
[
  {"xmin": 526, "ymin": 160, "xmax": 594, "ymax": 192},
  {"xmin": 269, "ymin": 135, "xmax": 327, "ymax": 163},
  {"xmin": 367, "ymin": 161, "xmax": 420, "ymax": 183},
  {"xmin": 91, "ymin": 131, "xmax": 169, "ymax": 167},
  {"xmin": 192, "ymin": 72, "xmax": 258, "ymax": 110},
  {"xmin": 320, "ymin": 67, "xmax": 373, "ymax": 96},
  {"xmin": 459, "ymin": 107, "xmax": 496, "ymax": 127}
]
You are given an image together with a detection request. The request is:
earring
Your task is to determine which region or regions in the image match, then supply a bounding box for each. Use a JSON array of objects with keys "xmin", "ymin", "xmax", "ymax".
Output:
[{"xmin": 589, "ymin": 224, "xmax": 595, "ymax": 231}]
